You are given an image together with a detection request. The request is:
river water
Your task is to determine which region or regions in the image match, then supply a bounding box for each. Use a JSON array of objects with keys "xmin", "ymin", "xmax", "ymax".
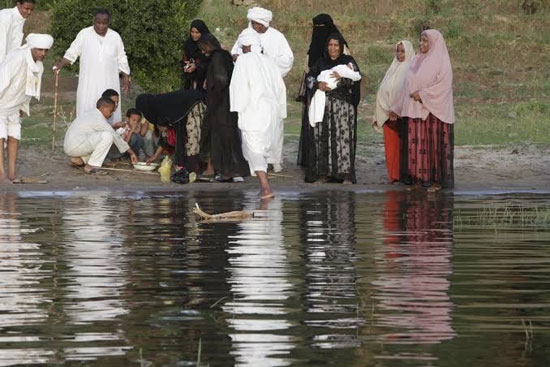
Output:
[{"xmin": 0, "ymin": 190, "xmax": 549, "ymax": 366}]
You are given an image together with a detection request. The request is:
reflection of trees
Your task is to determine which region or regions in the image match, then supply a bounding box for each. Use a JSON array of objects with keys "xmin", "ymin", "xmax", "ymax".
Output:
[
  {"xmin": 224, "ymin": 196, "xmax": 295, "ymax": 367},
  {"xmin": 373, "ymin": 191, "xmax": 455, "ymax": 345},
  {"xmin": 299, "ymin": 192, "xmax": 362, "ymax": 355}
]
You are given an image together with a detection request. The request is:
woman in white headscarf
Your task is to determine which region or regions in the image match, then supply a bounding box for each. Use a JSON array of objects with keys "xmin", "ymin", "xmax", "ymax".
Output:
[{"xmin": 373, "ymin": 40, "xmax": 415, "ymax": 183}]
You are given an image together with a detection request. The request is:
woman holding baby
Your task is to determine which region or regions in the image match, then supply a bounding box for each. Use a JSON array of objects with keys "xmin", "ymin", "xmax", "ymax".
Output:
[{"xmin": 303, "ymin": 32, "xmax": 361, "ymax": 184}]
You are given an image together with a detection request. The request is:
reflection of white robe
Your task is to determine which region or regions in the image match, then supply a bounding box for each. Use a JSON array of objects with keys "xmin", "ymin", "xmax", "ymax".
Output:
[
  {"xmin": 63, "ymin": 27, "xmax": 130, "ymax": 122},
  {"xmin": 0, "ymin": 7, "xmax": 25, "ymax": 64},
  {"xmin": 229, "ymin": 51, "xmax": 286, "ymax": 174}
]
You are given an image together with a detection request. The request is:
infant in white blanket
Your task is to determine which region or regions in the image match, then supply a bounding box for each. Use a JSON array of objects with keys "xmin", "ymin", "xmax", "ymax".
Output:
[{"xmin": 308, "ymin": 63, "xmax": 361, "ymax": 126}]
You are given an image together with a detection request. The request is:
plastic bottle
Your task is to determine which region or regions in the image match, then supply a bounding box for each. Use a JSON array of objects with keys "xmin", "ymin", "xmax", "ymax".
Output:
[{"xmin": 159, "ymin": 156, "xmax": 172, "ymax": 183}]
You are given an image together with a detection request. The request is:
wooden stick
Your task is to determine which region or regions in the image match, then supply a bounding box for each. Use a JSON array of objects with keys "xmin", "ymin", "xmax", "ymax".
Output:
[
  {"xmin": 52, "ymin": 71, "xmax": 59, "ymax": 152},
  {"xmin": 268, "ymin": 172, "xmax": 293, "ymax": 178},
  {"xmin": 99, "ymin": 167, "xmax": 159, "ymax": 175},
  {"xmin": 193, "ymin": 203, "xmax": 253, "ymax": 221}
]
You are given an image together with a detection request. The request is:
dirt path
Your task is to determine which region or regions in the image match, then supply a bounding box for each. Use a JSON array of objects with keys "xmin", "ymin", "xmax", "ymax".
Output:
[{"xmin": 4, "ymin": 138, "xmax": 550, "ymax": 194}]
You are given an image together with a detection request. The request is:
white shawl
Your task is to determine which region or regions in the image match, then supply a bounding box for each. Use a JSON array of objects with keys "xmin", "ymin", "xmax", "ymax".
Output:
[{"xmin": 373, "ymin": 40, "xmax": 415, "ymax": 131}]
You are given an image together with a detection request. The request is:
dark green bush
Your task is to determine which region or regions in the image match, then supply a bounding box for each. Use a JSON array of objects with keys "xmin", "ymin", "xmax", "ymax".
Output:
[{"xmin": 49, "ymin": 0, "xmax": 202, "ymax": 93}]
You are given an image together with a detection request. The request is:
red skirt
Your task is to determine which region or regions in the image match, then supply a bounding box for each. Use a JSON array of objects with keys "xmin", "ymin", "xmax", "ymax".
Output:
[
  {"xmin": 383, "ymin": 119, "xmax": 408, "ymax": 183},
  {"xmin": 408, "ymin": 114, "xmax": 454, "ymax": 188}
]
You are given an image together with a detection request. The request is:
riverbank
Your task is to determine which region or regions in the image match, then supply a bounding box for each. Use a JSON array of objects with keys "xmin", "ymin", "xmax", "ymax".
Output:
[{"xmin": 4, "ymin": 139, "xmax": 550, "ymax": 193}]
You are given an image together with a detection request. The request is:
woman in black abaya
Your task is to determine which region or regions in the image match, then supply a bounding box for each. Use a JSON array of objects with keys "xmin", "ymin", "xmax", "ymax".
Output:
[{"xmin": 181, "ymin": 19, "xmax": 211, "ymax": 91}]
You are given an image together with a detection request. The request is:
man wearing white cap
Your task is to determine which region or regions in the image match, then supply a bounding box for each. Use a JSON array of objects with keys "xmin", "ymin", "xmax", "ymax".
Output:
[
  {"xmin": 230, "ymin": 29, "xmax": 286, "ymax": 199},
  {"xmin": 0, "ymin": 0, "xmax": 35, "ymax": 64},
  {"xmin": 0, "ymin": 33, "xmax": 53, "ymax": 182},
  {"xmin": 231, "ymin": 6, "xmax": 293, "ymax": 173},
  {"xmin": 53, "ymin": 9, "xmax": 130, "ymax": 123}
]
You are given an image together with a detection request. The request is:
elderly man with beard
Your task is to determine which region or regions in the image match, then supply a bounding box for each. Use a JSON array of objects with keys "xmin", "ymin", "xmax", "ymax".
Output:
[
  {"xmin": 0, "ymin": 33, "xmax": 53, "ymax": 182},
  {"xmin": 230, "ymin": 29, "xmax": 287, "ymax": 200},
  {"xmin": 230, "ymin": 6, "xmax": 293, "ymax": 173}
]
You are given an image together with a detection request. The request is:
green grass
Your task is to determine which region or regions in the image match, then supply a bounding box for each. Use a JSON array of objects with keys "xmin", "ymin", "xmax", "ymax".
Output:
[{"xmin": 13, "ymin": 0, "xmax": 550, "ymax": 148}]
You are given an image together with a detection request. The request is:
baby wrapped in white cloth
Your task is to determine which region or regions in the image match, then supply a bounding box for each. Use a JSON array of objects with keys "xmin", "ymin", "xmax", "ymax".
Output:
[{"xmin": 308, "ymin": 63, "xmax": 361, "ymax": 126}]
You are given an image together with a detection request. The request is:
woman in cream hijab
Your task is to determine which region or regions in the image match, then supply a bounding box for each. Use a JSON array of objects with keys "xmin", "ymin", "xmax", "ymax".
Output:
[{"xmin": 373, "ymin": 40, "xmax": 415, "ymax": 183}]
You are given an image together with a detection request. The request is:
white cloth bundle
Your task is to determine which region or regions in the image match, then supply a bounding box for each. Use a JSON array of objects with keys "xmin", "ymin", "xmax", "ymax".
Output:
[{"xmin": 308, "ymin": 64, "xmax": 361, "ymax": 126}]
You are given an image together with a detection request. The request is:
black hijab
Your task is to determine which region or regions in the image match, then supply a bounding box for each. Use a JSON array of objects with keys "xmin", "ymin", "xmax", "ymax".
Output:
[
  {"xmin": 183, "ymin": 19, "xmax": 211, "ymax": 60},
  {"xmin": 136, "ymin": 89, "xmax": 205, "ymax": 126},
  {"xmin": 310, "ymin": 33, "xmax": 361, "ymax": 107},
  {"xmin": 307, "ymin": 14, "xmax": 347, "ymax": 68}
]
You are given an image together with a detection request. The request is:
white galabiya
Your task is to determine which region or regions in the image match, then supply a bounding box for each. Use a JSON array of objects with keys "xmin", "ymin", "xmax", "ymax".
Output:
[
  {"xmin": 0, "ymin": 5, "xmax": 26, "ymax": 64},
  {"xmin": 0, "ymin": 34, "xmax": 52, "ymax": 123},
  {"xmin": 61, "ymin": 26, "xmax": 130, "ymax": 122},
  {"xmin": 229, "ymin": 29, "xmax": 287, "ymax": 176},
  {"xmin": 230, "ymin": 6, "xmax": 293, "ymax": 172},
  {"xmin": 63, "ymin": 107, "xmax": 131, "ymax": 169}
]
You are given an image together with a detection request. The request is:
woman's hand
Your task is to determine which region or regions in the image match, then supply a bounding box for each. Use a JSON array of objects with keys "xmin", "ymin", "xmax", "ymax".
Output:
[
  {"xmin": 319, "ymin": 82, "xmax": 331, "ymax": 92},
  {"xmin": 410, "ymin": 91, "xmax": 421, "ymax": 102},
  {"xmin": 389, "ymin": 111, "xmax": 399, "ymax": 121},
  {"xmin": 330, "ymin": 71, "xmax": 341, "ymax": 80}
]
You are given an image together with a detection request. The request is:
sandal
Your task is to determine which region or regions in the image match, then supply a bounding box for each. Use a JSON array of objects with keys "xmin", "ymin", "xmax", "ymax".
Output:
[{"xmin": 427, "ymin": 183, "xmax": 442, "ymax": 193}]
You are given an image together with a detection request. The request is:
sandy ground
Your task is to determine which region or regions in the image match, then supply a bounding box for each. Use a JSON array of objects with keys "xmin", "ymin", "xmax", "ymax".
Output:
[{"xmin": 3, "ymin": 137, "xmax": 550, "ymax": 194}]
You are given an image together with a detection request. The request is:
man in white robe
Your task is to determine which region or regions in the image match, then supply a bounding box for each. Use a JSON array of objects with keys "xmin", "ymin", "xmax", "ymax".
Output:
[
  {"xmin": 53, "ymin": 9, "xmax": 130, "ymax": 122},
  {"xmin": 64, "ymin": 97, "xmax": 138, "ymax": 174},
  {"xmin": 0, "ymin": 0, "xmax": 35, "ymax": 64},
  {"xmin": 230, "ymin": 29, "xmax": 286, "ymax": 199},
  {"xmin": 230, "ymin": 6, "xmax": 293, "ymax": 173},
  {"xmin": 0, "ymin": 33, "xmax": 52, "ymax": 182}
]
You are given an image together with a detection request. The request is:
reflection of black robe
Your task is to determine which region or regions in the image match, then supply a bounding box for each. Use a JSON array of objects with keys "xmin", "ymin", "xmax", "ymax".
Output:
[
  {"xmin": 202, "ymin": 50, "xmax": 248, "ymax": 177},
  {"xmin": 136, "ymin": 90, "xmax": 206, "ymax": 172}
]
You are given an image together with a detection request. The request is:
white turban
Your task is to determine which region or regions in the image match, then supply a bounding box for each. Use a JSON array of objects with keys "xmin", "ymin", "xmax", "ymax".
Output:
[
  {"xmin": 25, "ymin": 33, "xmax": 54, "ymax": 49},
  {"xmin": 238, "ymin": 28, "xmax": 261, "ymax": 47},
  {"xmin": 247, "ymin": 7, "xmax": 272, "ymax": 27}
]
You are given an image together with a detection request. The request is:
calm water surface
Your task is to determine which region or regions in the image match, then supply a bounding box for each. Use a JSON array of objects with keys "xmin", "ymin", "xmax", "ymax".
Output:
[{"xmin": 0, "ymin": 190, "xmax": 549, "ymax": 366}]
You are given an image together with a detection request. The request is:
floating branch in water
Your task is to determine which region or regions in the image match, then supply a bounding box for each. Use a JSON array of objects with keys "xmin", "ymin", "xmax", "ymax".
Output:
[{"xmin": 193, "ymin": 203, "xmax": 253, "ymax": 221}]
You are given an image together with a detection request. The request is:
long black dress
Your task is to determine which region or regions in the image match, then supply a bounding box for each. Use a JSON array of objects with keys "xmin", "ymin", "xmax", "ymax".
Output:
[
  {"xmin": 202, "ymin": 49, "xmax": 249, "ymax": 178},
  {"xmin": 304, "ymin": 53, "xmax": 361, "ymax": 183},
  {"xmin": 136, "ymin": 90, "xmax": 206, "ymax": 173},
  {"xmin": 297, "ymin": 14, "xmax": 348, "ymax": 167}
]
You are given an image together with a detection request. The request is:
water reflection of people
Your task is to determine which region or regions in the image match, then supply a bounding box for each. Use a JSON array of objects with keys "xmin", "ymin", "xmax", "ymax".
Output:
[
  {"xmin": 224, "ymin": 195, "xmax": 295, "ymax": 366},
  {"xmin": 0, "ymin": 193, "xmax": 47, "ymax": 363},
  {"xmin": 300, "ymin": 192, "xmax": 362, "ymax": 351},
  {"xmin": 373, "ymin": 191, "xmax": 455, "ymax": 344},
  {"xmin": 63, "ymin": 194, "xmax": 129, "ymax": 325}
]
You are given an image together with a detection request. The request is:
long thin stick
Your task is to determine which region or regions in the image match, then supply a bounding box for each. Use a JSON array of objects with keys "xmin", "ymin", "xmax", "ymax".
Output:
[
  {"xmin": 52, "ymin": 71, "xmax": 59, "ymax": 152},
  {"xmin": 99, "ymin": 167, "xmax": 158, "ymax": 175}
]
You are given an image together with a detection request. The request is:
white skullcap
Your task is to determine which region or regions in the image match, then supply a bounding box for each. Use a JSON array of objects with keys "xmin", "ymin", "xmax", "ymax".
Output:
[
  {"xmin": 26, "ymin": 33, "xmax": 54, "ymax": 49},
  {"xmin": 247, "ymin": 7, "xmax": 272, "ymax": 27},
  {"xmin": 238, "ymin": 28, "xmax": 261, "ymax": 47}
]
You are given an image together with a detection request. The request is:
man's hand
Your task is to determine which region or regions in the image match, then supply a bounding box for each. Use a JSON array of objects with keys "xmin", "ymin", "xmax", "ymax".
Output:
[
  {"xmin": 128, "ymin": 149, "xmax": 138, "ymax": 164},
  {"xmin": 232, "ymin": 54, "xmax": 239, "ymax": 62},
  {"xmin": 319, "ymin": 82, "xmax": 331, "ymax": 92},
  {"xmin": 389, "ymin": 111, "xmax": 399, "ymax": 121},
  {"xmin": 410, "ymin": 91, "xmax": 421, "ymax": 102},
  {"xmin": 53, "ymin": 58, "xmax": 70, "ymax": 73},
  {"xmin": 122, "ymin": 74, "xmax": 131, "ymax": 96}
]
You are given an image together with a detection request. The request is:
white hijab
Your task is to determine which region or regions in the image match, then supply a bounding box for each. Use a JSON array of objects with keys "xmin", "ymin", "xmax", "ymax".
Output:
[{"xmin": 373, "ymin": 40, "xmax": 415, "ymax": 131}]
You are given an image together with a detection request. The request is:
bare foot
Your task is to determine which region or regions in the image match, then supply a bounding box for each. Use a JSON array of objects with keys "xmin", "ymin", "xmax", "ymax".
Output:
[
  {"xmin": 0, "ymin": 172, "xmax": 11, "ymax": 184},
  {"xmin": 70, "ymin": 157, "xmax": 85, "ymax": 167},
  {"xmin": 260, "ymin": 189, "xmax": 274, "ymax": 200}
]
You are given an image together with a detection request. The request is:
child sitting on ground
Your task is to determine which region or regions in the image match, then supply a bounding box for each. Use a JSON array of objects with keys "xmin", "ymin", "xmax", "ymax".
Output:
[{"xmin": 113, "ymin": 108, "xmax": 149, "ymax": 160}]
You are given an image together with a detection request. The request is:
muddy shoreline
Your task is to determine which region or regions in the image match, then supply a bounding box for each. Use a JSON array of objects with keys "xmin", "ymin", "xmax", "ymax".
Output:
[{"xmin": 3, "ymin": 141, "xmax": 550, "ymax": 194}]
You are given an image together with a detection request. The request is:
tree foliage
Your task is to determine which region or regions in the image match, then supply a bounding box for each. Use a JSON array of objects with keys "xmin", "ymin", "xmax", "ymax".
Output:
[{"xmin": 49, "ymin": 0, "xmax": 203, "ymax": 93}]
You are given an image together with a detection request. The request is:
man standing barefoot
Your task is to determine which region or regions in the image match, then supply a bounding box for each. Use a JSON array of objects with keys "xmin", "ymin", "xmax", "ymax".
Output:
[{"xmin": 0, "ymin": 33, "xmax": 53, "ymax": 182}]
